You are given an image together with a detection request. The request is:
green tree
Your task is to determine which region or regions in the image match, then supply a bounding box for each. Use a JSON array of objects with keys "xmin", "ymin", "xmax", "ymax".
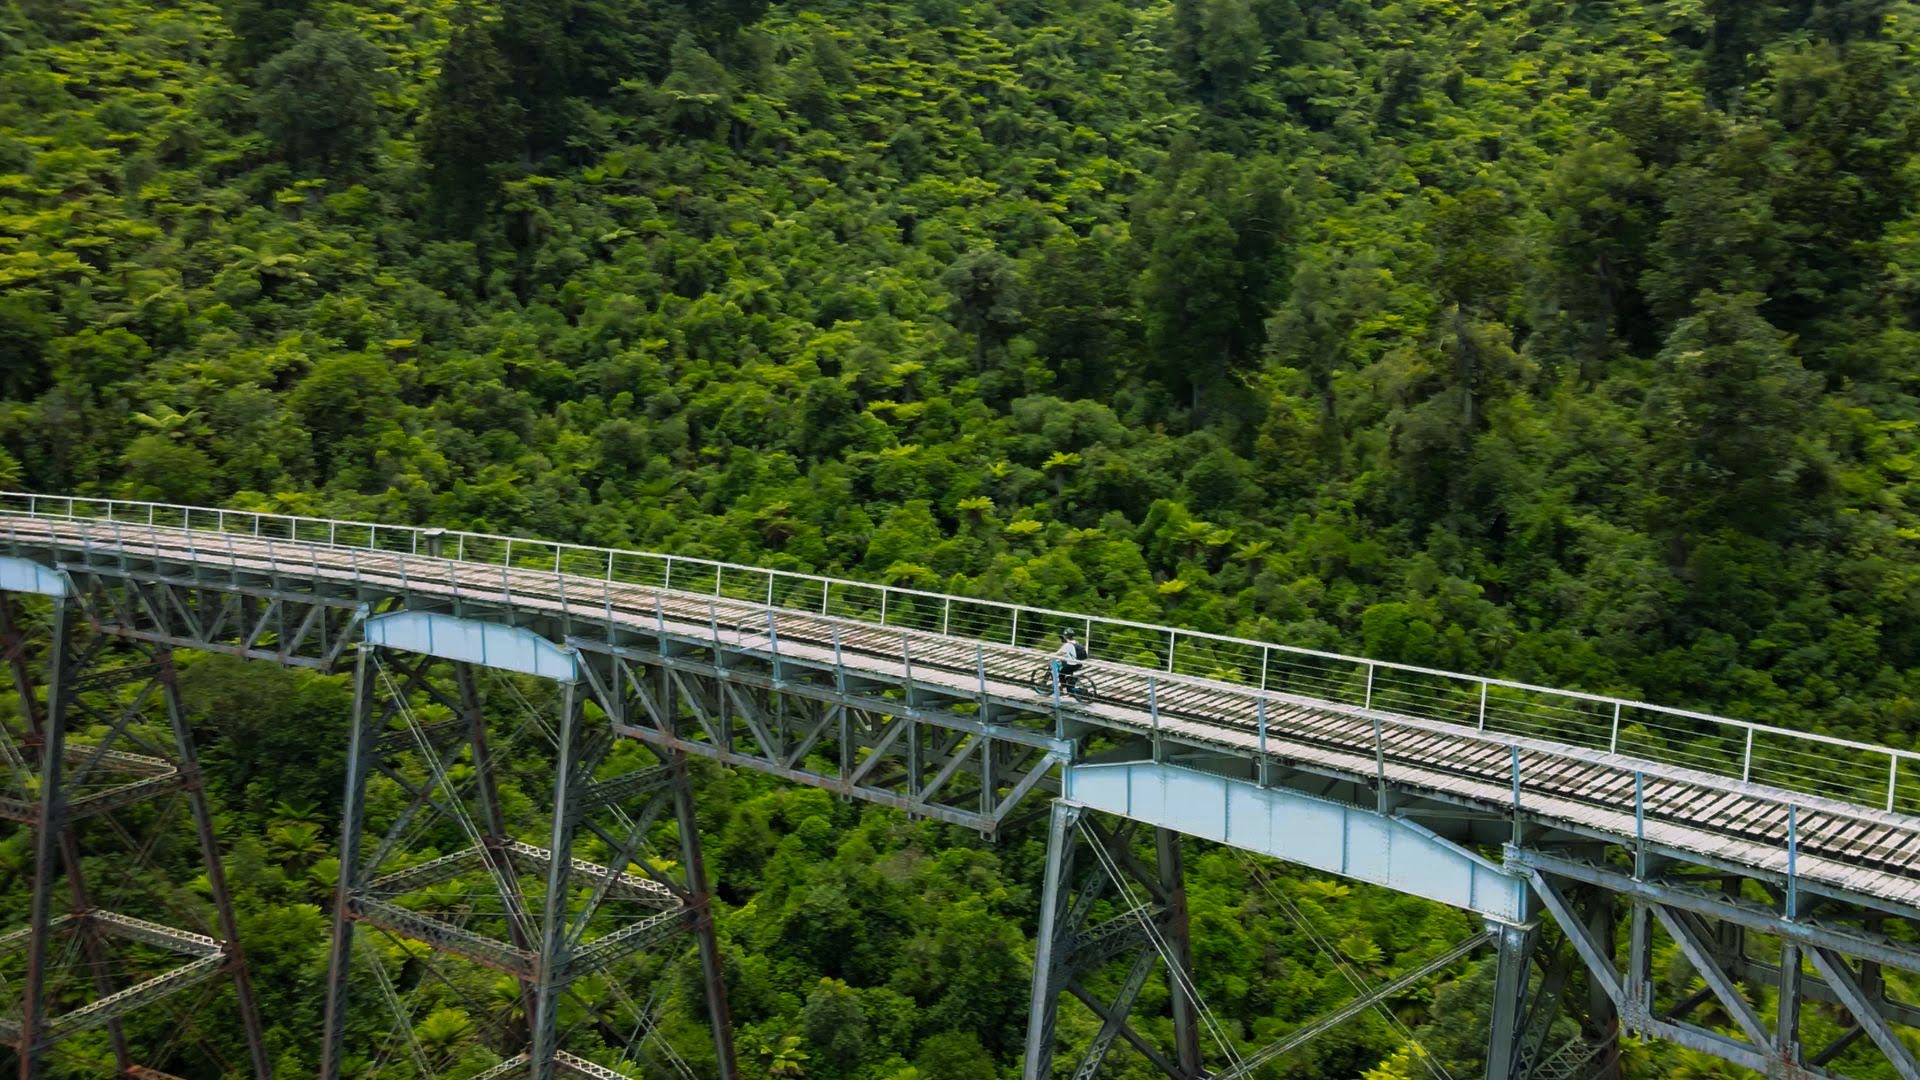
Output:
[
  {"xmin": 224, "ymin": 0, "xmax": 313, "ymax": 74},
  {"xmin": 913, "ymin": 1031, "xmax": 995, "ymax": 1080},
  {"xmin": 940, "ymin": 247, "xmax": 1023, "ymax": 372},
  {"xmin": 660, "ymin": 32, "xmax": 736, "ymax": 137},
  {"xmin": 253, "ymin": 24, "xmax": 389, "ymax": 174},
  {"xmin": 1649, "ymin": 291, "xmax": 1824, "ymax": 540},
  {"xmin": 1139, "ymin": 154, "xmax": 1289, "ymax": 419},
  {"xmin": 801, "ymin": 978, "xmax": 868, "ymax": 1073},
  {"xmin": 421, "ymin": 12, "xmax": 526, "ymax": 231}
]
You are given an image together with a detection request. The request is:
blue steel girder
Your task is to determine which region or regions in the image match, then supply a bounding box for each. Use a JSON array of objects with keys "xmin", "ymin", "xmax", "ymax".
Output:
[
  {"xmin": 1064, "ymin": 759, "xmax": 1533, "ymax": 924},
  {"xmin": 363, "ymin": 609, "xmax": 581, "ymax": 682},
  {"xmin": 0, "ymin": 556, "xmax": 70, "ymax": 598}
]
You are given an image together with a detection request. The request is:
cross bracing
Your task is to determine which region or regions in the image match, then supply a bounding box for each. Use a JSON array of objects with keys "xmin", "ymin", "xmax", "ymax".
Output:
[
  {"xmin": 0, "ymin": 594, "xmax": 271, "ymax": 1079},
  {"xmin": 0, "ymin": 493, "xmax": 1915, "ymax": 1079}
]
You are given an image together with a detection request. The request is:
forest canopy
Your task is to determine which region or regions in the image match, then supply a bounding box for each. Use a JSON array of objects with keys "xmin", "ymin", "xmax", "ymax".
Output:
[{"xmin": 2, "ymin": 0, "xmax": 1919, "ymax": 1073}]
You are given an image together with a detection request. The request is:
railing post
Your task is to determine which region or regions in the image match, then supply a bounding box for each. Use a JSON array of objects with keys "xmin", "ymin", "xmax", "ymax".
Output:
[
  {"xmin": 1372, "ymin": 714, "xmax": 1386, "ymax": 797},
  {"xmin": 1633, "ymin": 771, "xmax": 1647, "ymax": 879},
  {"xmin": 902, "ymin": 637, "xmax": 914, "ymax": 702},
  {"xmin": 1609, "ymin": 701, "xmax": 1622, "ymax": 754},
  {"xmin": 1257, "ymin": 697, "xmax": 1267, "ymax": 760},
  {"xmin": 1785, "ymin": 804, "xmax": 1799, "ymax": 920},
  {"xmin": 1165, "ymin": 629, "xmax": 1176, "ymax": 672},
  {"xmin": 1742, "ymin": 728, "xmax": 1755, "ymax": 783},
  {"xmin": 1010, "ymin": 607, "xmax": 1020, "ymax": 646},
  {"xmin": 665, "ymin": 555, "xmax": 674, "ymax": 592},
  {"xmin": 1890, "ymin": 757, "xmax": 1901, "ymax": 814},
  {"xmin": 1259, "ymin": 647, "xmax": 1269, "ymax": 692},
  {"xmin": 1633, "ymin": 773, "xmax": 1645, "ymax": 844},
  {"xmin": 1147, "ymin": 675, "xmax": 1159, "ymax": 743},
  {"xmin": 1477, "ymin": 682, "xmax": 1488, "ymax": 731},
  {"xmin": 880, "ymin": 588, "xmax": 889, "ymax": 627},
  {"xmin": 943, "ymin": 597, "xmax": 952, "ymax": 636},
  {"xmin": 1363, "ymin": 662, "xmax": 1375, "ymax": 710}
]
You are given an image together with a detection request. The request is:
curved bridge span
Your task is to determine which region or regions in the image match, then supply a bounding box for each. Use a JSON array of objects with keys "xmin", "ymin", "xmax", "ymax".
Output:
[{"xmin": 1, "ymin": 493, "xmax": 1916, "ymax": 1080}]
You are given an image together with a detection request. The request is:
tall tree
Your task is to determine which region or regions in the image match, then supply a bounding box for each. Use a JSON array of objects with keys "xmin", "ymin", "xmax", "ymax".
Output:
[
  {"xmin": 1648, "ymin": 291, "xmax": 1824, "ymax": 541},
  {"xmin": 253, "ymin": 24, "xmax": 389, "ymax": 175},
  {"xmin": 1138, "ymin": 153, "xmax": 1291, "ymax": 420},
  {"xmin": 420, "ymin": 12, "xmax": 526, "ymax": 231},
  {"xmin": 940, "ymin": 247, "xmax": 1023, "ymax": 373},
  {"xmin": 224, "ymin": 0, "xmax": 313, "ymax": 74}
]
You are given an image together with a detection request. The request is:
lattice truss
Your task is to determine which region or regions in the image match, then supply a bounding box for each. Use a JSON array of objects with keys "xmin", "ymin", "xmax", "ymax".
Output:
[
  {"xmin": 66, "ymin": 571, "xmax": 370, "ymax": 672},
  {"xmin": 1514, "ymin": 848, "xmax": 1920, "ymax": 1080},
  {"xmin": 0, "ymin": 595, "xmax": 270, "ymax": 1078},
  {"xmin": 571, "ymin": 625, "xmax": 1065, "ymax": 834},
  {"xmin": 323, "ymin": 649, "xmax": 726, "ymax": 1079},
  {"xmin": 1025, "ymin": 803, "xmax": 1494, "ymax": 1080}
]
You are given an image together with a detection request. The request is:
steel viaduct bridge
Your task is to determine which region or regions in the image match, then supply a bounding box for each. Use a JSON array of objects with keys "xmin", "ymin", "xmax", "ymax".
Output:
[{"xmin": 0, "ymin": 493, "xmax": 1916, "ymax": 1080}]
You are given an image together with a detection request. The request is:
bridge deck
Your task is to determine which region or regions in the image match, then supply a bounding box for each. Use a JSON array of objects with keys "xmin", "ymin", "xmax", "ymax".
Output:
[{"xmin": 5, "ymin": 514, "xmax": 1917, "ymax": 914}]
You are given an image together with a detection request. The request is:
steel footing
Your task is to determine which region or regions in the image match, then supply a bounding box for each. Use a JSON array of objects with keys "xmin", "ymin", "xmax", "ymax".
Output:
[
  {"xmin": 0, "ymin": 595, "xmax": 271, "ymax": 1079},
  {"xmin": 319, "ymin": 640, "xmax": 739, "ymax": 1080}
]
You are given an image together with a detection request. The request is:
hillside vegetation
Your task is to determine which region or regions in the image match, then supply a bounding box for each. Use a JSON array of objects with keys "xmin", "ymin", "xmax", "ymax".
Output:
[{"xmin": 2, "ymin": 0, "xmax": 1918, "ymax": 1073}]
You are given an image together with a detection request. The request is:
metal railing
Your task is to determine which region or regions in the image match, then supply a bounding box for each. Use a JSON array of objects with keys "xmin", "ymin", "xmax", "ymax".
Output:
[{"xmin": 3, "ymin": 491, "xmax": 1916, "ymax": 818}]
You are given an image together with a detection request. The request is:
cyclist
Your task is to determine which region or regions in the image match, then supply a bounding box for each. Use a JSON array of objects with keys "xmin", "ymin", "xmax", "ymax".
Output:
[{"xmin": 1050, "ymin": 629, "xmax": 1087, "ymax": 695}]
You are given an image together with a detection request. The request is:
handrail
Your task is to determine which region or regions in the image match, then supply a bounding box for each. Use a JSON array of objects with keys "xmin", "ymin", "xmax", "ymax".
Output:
[{"xmin": 2, "ymin": 490, "xmax": 1914, "ymax": 817}]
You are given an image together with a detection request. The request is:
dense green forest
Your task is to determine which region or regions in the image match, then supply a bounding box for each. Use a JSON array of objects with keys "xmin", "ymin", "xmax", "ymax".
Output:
[{"xmin": 2, "ymin": 0, "xmax": 1920, "ymax": 1072}]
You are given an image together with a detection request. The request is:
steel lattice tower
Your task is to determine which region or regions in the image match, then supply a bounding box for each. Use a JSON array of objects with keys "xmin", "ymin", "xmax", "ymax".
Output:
[{"xmin": 0, "ymin": 594, "xmax": 271, "ymax": 1079}]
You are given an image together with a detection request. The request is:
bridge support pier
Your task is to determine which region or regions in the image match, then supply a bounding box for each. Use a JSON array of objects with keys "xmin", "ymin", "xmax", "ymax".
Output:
[
  {"xmin": 321, "ymin": 612, "xmax": 739, "ymax": 1080},
  {"xmin": 0, "ymin": 592, "xmax": 271, "ymax": 1079},
  {"xmin": 1024, "ymin": 800, "xmax": 1207, "ymax": 1080},
  {"xmin": 1485, "ymin": 922, "xmax": 1538, "ymax": 1079}
]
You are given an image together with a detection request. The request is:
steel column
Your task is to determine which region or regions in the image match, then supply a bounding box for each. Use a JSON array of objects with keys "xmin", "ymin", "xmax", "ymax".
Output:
[
  {"xmin": 1155, "ymin": 828, "xmax": 1202, "ymax": 1078},
  {"xmin": 1024, "ymin": 800, "xmax": 1081, "ymax": 1080},
  {"xmin": 672, "ymin": 751, "xmax": 740, "ymax": 1080},
  {"xmin": 15, "ymin": 601, "xmax": 67, "ymax": 1080},
  {"xmin": 155, "ymin": 651, "xmax": 272, "ymax": 1078},
  {"xmin": 530, "ymin": 680, "xmax": 583, "ymax": 1080},
  {"xmin": 456, "ymin": 660, "xmax": 538, "ymax": 1040},
  {"xmin": 320, "ymin": 645, "xmax": 380, "ymax": 1080},
  {"xmin": 1485, "ymin": 921, "xmax": 1536, "ymax": 1080},
  {"xmin": 3, "ymin": 595, "xmax": 132, "ymax": 1076}
]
